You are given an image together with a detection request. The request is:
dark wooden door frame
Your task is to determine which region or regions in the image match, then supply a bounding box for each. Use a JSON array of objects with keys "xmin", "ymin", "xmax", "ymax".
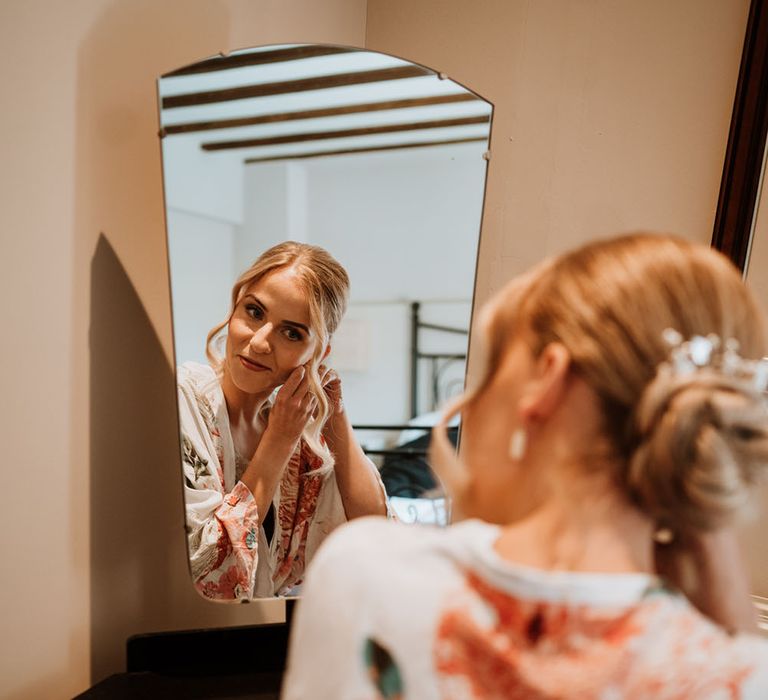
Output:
[{"xmin": 712, "ymin": 0, "xmax": 768, "ymax": 272}]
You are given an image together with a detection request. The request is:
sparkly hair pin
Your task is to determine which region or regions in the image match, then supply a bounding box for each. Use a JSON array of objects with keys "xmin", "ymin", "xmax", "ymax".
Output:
[{"xmin": 661, "ymin": 328, "xmax": 768, "ymax": 393}]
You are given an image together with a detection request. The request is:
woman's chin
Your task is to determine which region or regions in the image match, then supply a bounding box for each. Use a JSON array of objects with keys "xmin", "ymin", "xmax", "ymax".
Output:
[{"xmin": 231, "ymin": 371, "xmax": 277, "ymax": 396}]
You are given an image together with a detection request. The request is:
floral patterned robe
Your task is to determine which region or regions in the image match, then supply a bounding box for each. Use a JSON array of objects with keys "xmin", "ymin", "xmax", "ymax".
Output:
[
  {"xmin": 284, "ymin": 518, "xmax": 768, "ymax": 699},
  {"xmin": 178, "ymin": 361, "xmax": 348, "ymax": 599}
]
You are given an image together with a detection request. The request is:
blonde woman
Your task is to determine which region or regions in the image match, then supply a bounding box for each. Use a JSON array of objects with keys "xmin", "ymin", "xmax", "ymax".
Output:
[
  {"xmin": 178, "ymin": 241, "xmax": 387, "ymax": 600},
  {"xmin": 284, "ymin": 233, "xmax": 768, "ymax": 698}
]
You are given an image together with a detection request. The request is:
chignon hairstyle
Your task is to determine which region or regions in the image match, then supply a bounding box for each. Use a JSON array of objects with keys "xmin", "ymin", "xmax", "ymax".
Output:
[
  {"xmin": 477, "ymin": 233, "xmax": 768, "ymax": 533},
  {"xmin": 206, "ymin": 241, "xmax": 349, "ymax": 466}
]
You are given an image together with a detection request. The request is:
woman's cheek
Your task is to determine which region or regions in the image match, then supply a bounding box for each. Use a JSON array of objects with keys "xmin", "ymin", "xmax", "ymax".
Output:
[
  {"xmin": 296, "ymin": 342, "xmax": 317, "ymax": 367},
  {"xmin": 275, "ymin": 348, "xmax": 313, "ymax": 384}
]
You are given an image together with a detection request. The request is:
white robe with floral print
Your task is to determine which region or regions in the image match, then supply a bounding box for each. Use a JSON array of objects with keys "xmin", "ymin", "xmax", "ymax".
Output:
[{"xmin": 178, "ymin": 361, "xmax": 349, "ymax": 599}]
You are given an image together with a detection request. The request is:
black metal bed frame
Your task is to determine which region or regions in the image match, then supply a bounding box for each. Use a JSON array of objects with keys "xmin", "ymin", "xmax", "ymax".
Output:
[
  {"xmin": 352, "ymin": 300, "xmax": 468, "ymax": 458},
  {"xmin": 409, "ymin": 301, "xmax": 468, "ymax": 419}
]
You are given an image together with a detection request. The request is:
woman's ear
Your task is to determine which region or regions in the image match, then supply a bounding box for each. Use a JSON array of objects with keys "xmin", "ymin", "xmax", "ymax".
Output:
[
  {"xmin": 322, "ymin": 344, "xmax": 331, "ymax": 360},
  {"xmin": 518, "ymin": 343, "xmax": 571, "ymax": 424}
]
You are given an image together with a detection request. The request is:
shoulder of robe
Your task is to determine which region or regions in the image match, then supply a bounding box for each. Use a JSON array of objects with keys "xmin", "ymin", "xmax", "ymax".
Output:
[
  {"xmin": 727, "ymin": 629, "xmax": 768, "ymax": 660},
  {"xmin": 178, "ymin": 360, "xmax": 216, "ymax": 387},
  {"xmin": 178, "ymin": 362, "xmax": 222, "ymax": 403},
  {"xmin": 310, "ymin": 516, "xmax": 446, "ymax": 576}
]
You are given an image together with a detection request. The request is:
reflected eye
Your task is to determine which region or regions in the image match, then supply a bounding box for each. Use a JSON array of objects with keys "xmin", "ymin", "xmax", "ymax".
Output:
[
  {"xmin": 244, "ymin": 303, "xmax": 264, "ymax": 321},
  {"xmin": 283, "ymin": 326, "xmax": 304, "ymax": 342}
]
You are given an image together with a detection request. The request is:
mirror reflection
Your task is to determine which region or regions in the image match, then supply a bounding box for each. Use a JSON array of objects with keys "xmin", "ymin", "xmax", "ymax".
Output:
[{"xmin": 158, "ymin": 44, "xmax": 492, "ymax": 599}]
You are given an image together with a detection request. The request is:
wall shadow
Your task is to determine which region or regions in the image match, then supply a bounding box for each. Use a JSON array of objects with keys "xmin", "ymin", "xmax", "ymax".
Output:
[{"xmin": 89, "ymin": 235, "xmax": 182, "ymax": 680}]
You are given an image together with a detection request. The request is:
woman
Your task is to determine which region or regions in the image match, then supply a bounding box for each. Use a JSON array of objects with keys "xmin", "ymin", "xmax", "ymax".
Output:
[
  {"xmin": 283, "ymin": 233, "xmax": 768, "ymax": 698},
  {"xmin": 178, "ymin": 241, "xmax": 388, "ymax": 600}
]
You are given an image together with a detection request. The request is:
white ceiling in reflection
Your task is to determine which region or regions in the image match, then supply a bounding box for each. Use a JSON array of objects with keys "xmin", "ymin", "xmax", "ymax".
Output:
[{"xmin": 157, "ymin": 44, "xmax": 492, "ymax": 164}]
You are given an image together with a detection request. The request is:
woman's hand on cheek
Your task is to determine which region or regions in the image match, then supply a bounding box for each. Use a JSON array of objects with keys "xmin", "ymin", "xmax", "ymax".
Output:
[
  {"xmin": 264, "ymin": 365, "xmax": 317, "ymax": 446},
  {"xmin": 319, "ymin": 365, "xmax": 344, "ymax": 416}
]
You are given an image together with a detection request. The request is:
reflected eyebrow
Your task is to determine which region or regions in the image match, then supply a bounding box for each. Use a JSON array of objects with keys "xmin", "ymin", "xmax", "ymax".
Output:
[
  {"xmin": 244, "ymin": 293, "xmax": 266, "ymax": 309},
  {"xmin": 244, "ymin": 294, "xmax": 310, "ymax": 334},
  {"xmin": 284, "ymin": 320, "xmax": 310, "ymax": 335}
]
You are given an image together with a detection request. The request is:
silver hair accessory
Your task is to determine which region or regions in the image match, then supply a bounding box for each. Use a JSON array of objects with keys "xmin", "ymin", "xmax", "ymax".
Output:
[{"xmin": 661, "ymin": 328, "xmax": 768, "ymax": 392}]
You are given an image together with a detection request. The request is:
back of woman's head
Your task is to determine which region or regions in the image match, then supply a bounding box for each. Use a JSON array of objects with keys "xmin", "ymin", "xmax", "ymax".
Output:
[
  {"xmin": 206, "ymin": 241, "xmax": 349, "ymax": 367},
  {"xmin": 490, "ymin": 233, "xmax": 768, "ymax": 532}
]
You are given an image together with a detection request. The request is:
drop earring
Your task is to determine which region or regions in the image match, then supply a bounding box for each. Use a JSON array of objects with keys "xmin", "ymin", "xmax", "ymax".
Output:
[{"xmin": 508, "ymin": 427, "xmax": 527, "ymax": 461}]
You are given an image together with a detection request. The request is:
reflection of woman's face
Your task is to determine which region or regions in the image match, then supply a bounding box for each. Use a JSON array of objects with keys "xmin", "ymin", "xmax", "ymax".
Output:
[{"xmin": 224, "ymin": 266, "xmax": 317, "ymax": 396}]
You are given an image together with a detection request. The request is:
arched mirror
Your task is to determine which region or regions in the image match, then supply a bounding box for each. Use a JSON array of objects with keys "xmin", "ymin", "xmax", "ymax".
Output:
[{"xmin": 158, "ymin": 44, "xmax": 493, "ymax": 601}]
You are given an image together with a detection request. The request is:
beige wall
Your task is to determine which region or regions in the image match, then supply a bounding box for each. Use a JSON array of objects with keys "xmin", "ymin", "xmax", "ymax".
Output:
[
  {"xmin": 0, "ymin": 0, "xmax": 755, "ymax": 697},
  {"xmin": 0, "ymin": 1, "xmax": 366, "ymax": 697},
  {"xmin": 367, "ymin": 0, "xmax": 766, "ymax": 594},
  {"xmin": 366, "ymin": 0, "xmax": 749, "ymax": 302}
]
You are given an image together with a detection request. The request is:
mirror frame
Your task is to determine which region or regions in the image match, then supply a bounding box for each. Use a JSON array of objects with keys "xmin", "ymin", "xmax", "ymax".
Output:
[
  {"xmin": 711, "ymin": 0, "xmax": 768, "ymax": 273},
  {"xmin": 157, "ymin": 42, "xmax": 494, "ymax": 604}
]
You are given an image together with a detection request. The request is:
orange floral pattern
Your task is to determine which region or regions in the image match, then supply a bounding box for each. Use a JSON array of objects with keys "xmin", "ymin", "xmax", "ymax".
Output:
[
  {"xmin": 435, "ymin": 572, "xmax": 766, "ymax": 699},
  {"xmin": 281, "ymin": 519, "xmax": 768, "ymax": 700},
  {"xmin": 178, "ymin": 362, "xmax": 347, "ymax": 600},
  {"xmin": 272, "ymin": 441, "xmax": 326, "ymax": 591}
]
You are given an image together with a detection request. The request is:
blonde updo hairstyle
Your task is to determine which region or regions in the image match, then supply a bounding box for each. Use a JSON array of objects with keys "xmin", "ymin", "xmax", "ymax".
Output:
[
  {"xmin": 206, "ymin": 241, "xmax": 349, "ymax": 466},
  {"xmin": 477, "ymin": 233, "xmax": 768, "ymax": 534}
]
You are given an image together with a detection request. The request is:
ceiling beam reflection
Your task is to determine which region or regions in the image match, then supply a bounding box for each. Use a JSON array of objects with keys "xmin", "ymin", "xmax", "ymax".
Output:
[
  {"xmin": 162, "ymin": 94, "xmax": 480, "ymax": 135},
  {"xmin": 203, "ymin": 115, "xmax": 490, "ymax": 150},
  {"xmin": 162, "ymin": 66, "xmax": 432, "ymax": 109},
  {"xmin": 243, "ymin": 137, "xmax": 487, "ymax": 164}
]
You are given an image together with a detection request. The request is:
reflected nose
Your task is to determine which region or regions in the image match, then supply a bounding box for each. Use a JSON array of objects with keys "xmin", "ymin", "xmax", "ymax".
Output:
[{"xmin": 249, "ymin": 323, "xmax": 272, "ymax": 353}]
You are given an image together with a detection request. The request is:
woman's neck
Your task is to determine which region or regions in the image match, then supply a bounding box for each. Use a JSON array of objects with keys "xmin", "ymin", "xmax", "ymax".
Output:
[
  {"xmin": 220, "ymin": 371, "xmax": 271, "ymax": 429},
  {"xmin": 493, "ymin": 484, "xmax": 655, "ymax": 575}
]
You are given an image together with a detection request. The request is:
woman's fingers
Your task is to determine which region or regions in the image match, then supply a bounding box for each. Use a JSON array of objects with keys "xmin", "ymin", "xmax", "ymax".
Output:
[
  {"xmin": 318, "ymin": 364, "xmax": 339, "ymax": 387},
  {"xmin": 280, "ymin": 365, "xmax": 305, "ymax": 397},
  {"xmin": 279, "ymin": 365, "xmax": 313, "ymax": 400},
  {"xmin": 277, "ymin": 367, "xmax": 316, "ymax": 412},
  {"xmin": 292, "ymin": 367, "xmax": 311, "ymax": 399}
]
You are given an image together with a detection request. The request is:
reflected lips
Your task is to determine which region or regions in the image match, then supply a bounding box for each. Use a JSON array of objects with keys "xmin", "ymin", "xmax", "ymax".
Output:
[{"xmin": 239, "ymin": 356, "xmax": 270, "ymax": 372}]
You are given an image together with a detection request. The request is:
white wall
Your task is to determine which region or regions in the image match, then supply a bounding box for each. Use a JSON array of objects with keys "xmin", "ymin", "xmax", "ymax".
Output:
[
  {"xmin": 236, "ymin": 142, "xmax": 487, "ymax": 426},
  {"xmin": 302, "ymin": 143, "xmax": 486, "ymax": 301},
  {"xmin": 162, "ymin": 138, "xmax": 244, "ymax": 224},
  {"xmin": 167, "ymin": 208, "xmax": 238, "ymax": 364},
  {"xmin": 241, "ymin": 162, "xmax": 309, "ymax": 260}
]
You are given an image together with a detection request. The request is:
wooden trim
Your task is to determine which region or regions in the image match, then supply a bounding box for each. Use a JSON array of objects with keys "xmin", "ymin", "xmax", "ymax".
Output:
[
  {"xmin": 243, "ymin": 137, "xmax": 487, "ymax": 163},
  {"xmin": 712, "ymin": 0, "xmax": 768, "ymax": 272},
  {"xmin": 204, "ymin": 115, "xmax": 490, "ymax": 151},
  {"xmin": 162, "ymin": 94, "xmax": 480, "ymax": 135},
  {"xmin": 162, "ymin": 46, "xmax": 358, "ymax": 77},
  {"xmin": 162, "ymin": 65, "xmax": 431, "ymax": 109}
]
